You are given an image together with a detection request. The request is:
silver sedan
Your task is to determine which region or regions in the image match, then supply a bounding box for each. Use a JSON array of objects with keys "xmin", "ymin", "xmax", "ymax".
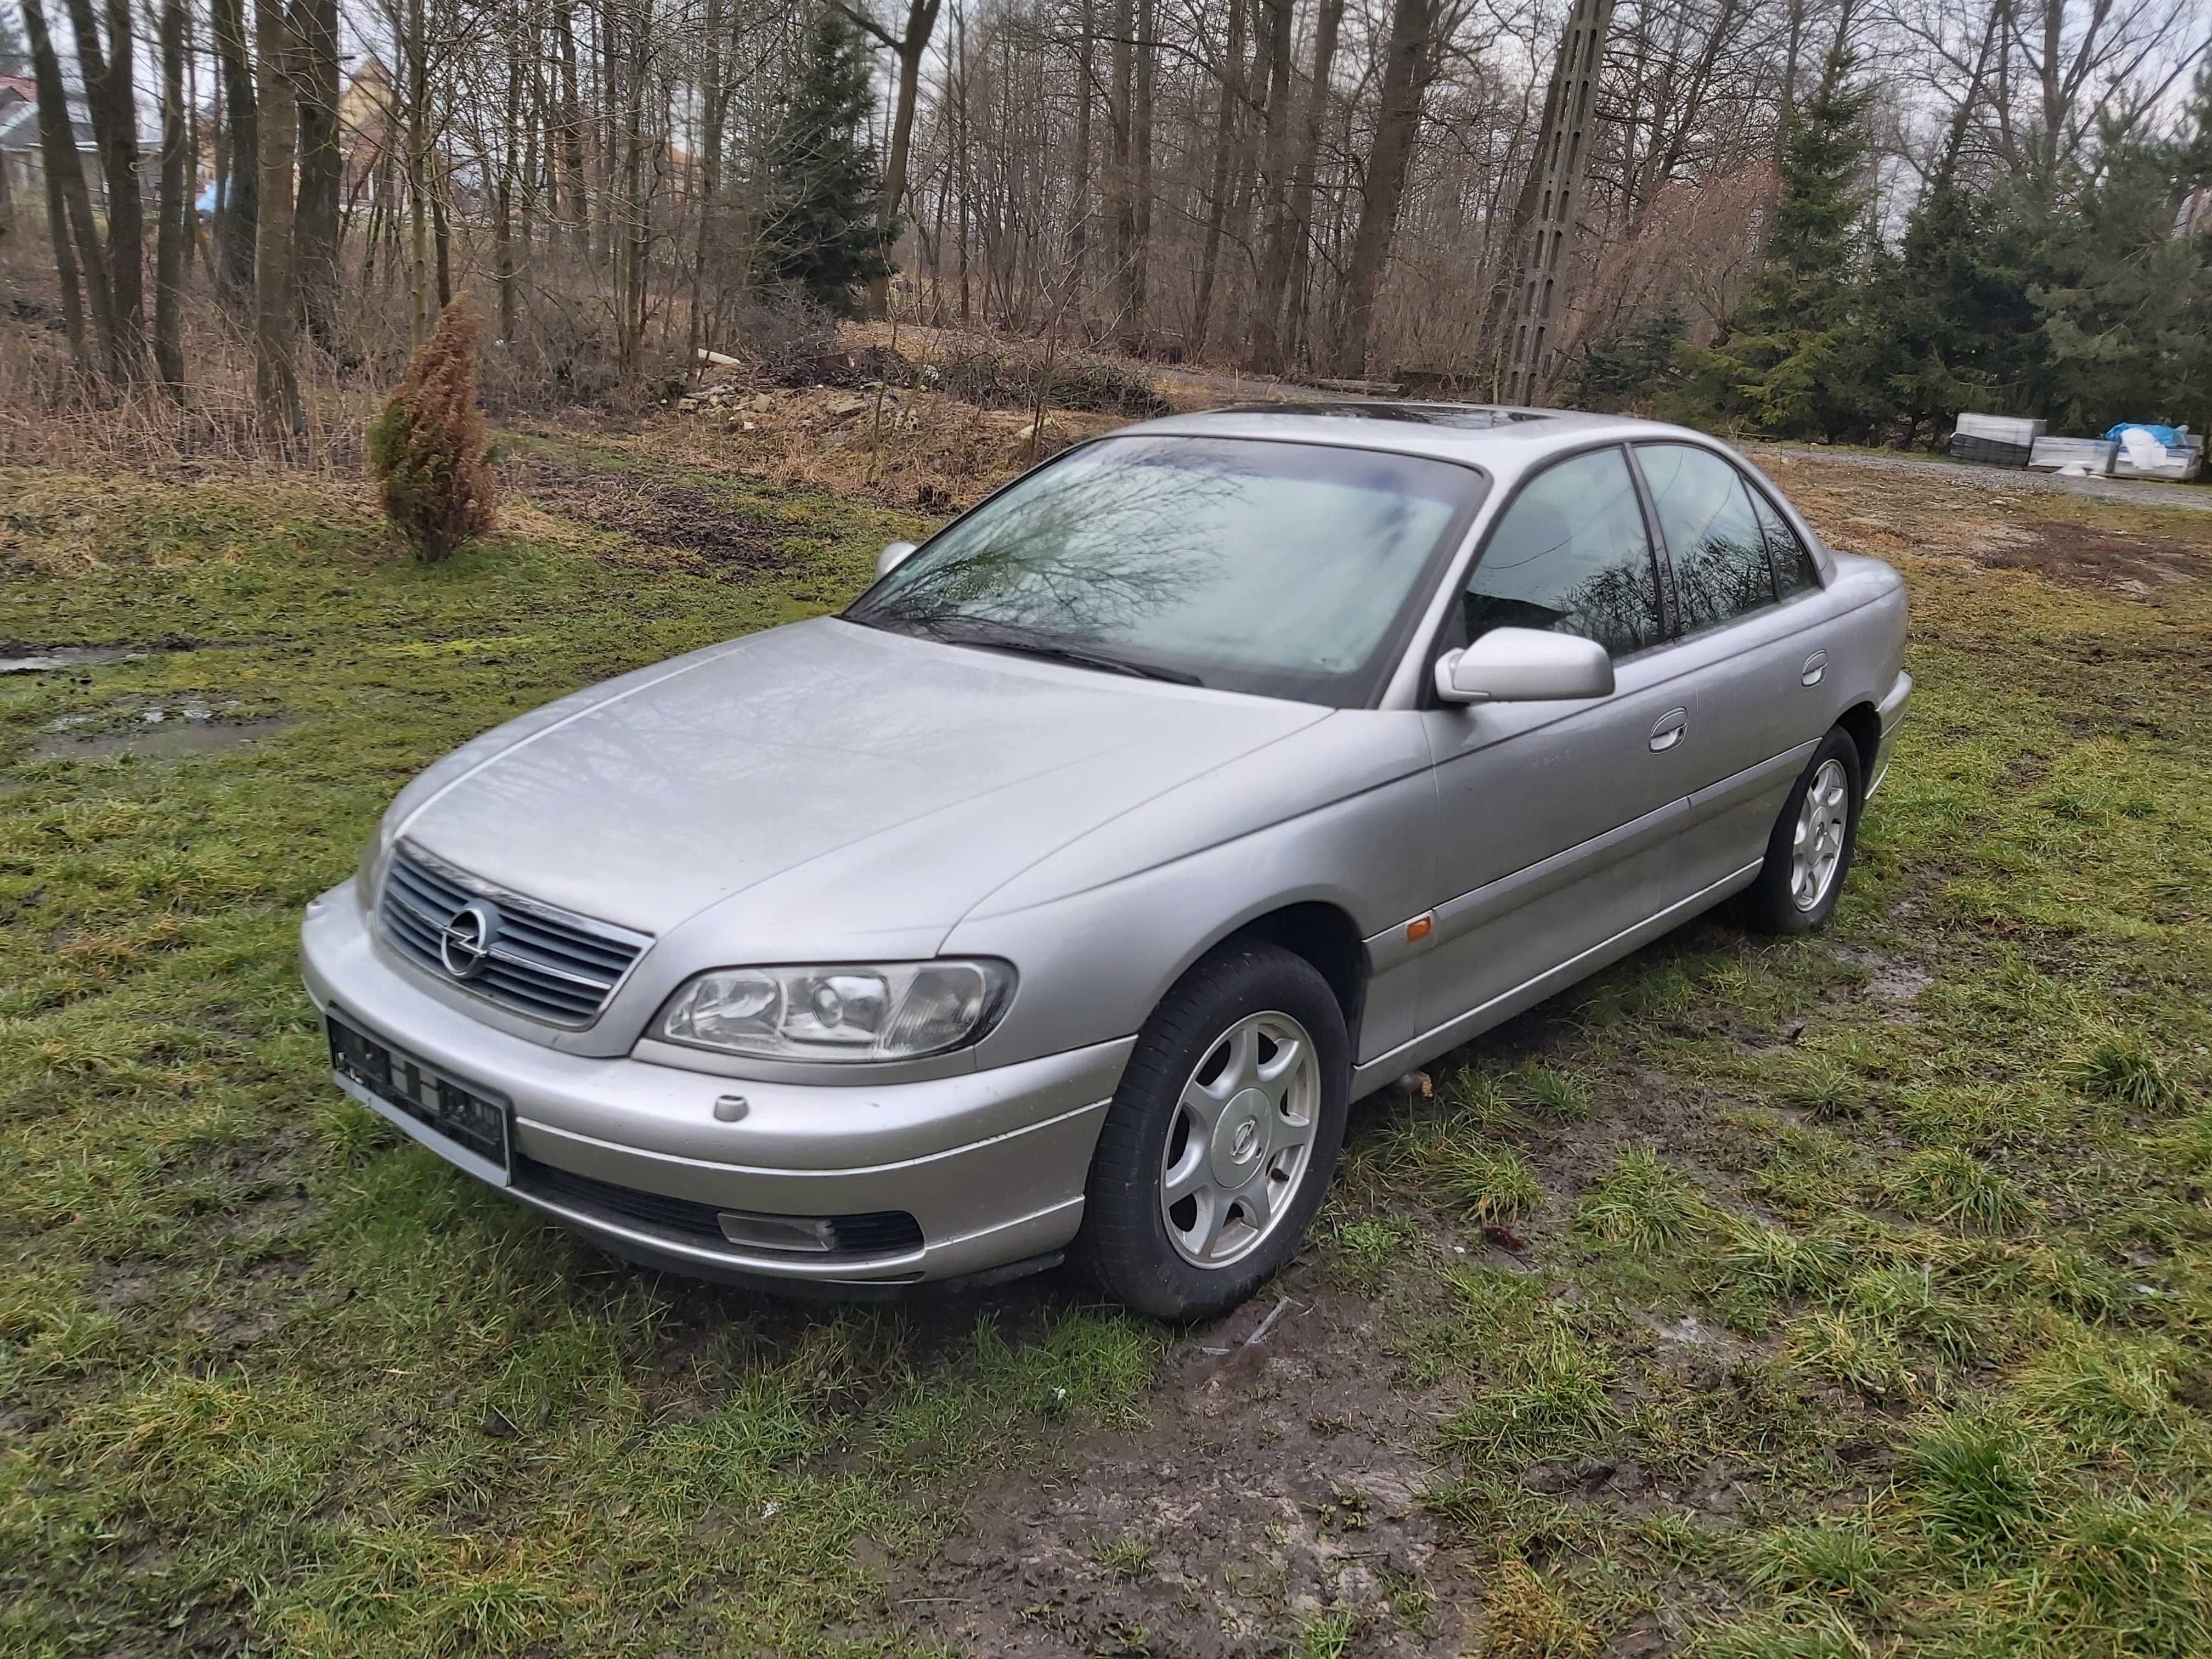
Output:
[{"xmin": 302, "ymin": 405, "xmax": 1910, "ymax": 1318}]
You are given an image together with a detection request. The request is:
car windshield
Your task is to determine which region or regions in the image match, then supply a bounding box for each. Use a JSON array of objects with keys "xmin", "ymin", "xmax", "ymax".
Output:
[{"xmin": 843, "ymin": 435, "xmax": 1487, "ymax": 705}]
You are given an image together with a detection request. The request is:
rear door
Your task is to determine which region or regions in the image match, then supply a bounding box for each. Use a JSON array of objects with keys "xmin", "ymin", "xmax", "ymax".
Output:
[
  {"xmin": 1415, "ymin": 445, "xmax": 1701, "ymax": 1036},
  {"xmin": 1629, "ymin": 442, "xmax": 1836, "ymax": 892}
]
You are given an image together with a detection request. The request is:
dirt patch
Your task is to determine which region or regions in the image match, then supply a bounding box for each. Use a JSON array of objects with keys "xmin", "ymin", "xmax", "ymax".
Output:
[
  {"xmin": 899, "ymin": 1271, "xmax": 1474, "ymax": 1656},
  {"xmin": 1830, "ymin": 946, "xmax": 1934, "ymax": 1017},
  {"xmin": 511, "ymin": 457, "xmax": 793, "ymax": 572},
  {"xmin": 1971, "ymin": 521, "xmax": 2211, "ymax": 588}
]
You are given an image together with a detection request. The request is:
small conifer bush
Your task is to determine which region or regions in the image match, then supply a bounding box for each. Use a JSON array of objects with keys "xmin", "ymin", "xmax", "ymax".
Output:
[{"xmin": 368, "ymin": 300, "xmax": 497, "ymax": 562}]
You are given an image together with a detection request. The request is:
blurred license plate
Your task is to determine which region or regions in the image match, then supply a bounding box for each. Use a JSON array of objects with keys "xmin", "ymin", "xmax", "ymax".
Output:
[{"xmin": 328, "ymin": 1015, "xmax": 510, "ymax": 1176}]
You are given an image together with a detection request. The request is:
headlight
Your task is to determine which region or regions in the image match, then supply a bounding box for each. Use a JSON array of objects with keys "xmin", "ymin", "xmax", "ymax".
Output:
[
  {"xmin": 354, "ymin": 830, "xmax": 392, "ymax": 912},
  {"xmin": 654, "ymin": 960, "xmax": 1015, "ymax": 1062}
]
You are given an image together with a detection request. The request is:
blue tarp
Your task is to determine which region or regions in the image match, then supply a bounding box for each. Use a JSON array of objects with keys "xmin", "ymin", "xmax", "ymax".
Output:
[{"xmin": 2105, "ymin": 422, "xmax": 2185, "ymax": 448}]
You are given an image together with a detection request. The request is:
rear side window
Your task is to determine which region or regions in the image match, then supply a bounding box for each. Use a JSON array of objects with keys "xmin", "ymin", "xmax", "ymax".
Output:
[
  {"xmin": 1748, "ymin": 487, "xmax": 1823, "ymax": 597},
  {"xmin": 1638, "ymin": 443, "xmax": 1779, "ymax": 632},
  {"xmin": 1462, "ymin": 448, "xmax": 1665, "ymax": 658}
]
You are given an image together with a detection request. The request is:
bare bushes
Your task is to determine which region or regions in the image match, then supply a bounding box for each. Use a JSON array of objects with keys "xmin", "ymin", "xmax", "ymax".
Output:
[
  {"xmin": 930, "ymin": 338, "xmax": 1171, "ymax": 417},
  {"xmin": 367, "ymin": 299, "xmax": 497, "ymax": 562},
  {"xmin": 0, "ymin": 257, "xmax": 373, "ymax": 475}
]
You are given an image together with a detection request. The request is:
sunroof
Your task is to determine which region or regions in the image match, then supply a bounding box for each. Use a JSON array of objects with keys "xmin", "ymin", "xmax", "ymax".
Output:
[{"xmin": 1214, "ymin": 401, "xmax": 1553, "ymax": 429}]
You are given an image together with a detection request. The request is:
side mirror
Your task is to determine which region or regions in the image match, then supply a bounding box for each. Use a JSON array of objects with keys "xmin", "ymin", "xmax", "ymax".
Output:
[
  {"xmin": 1435, "ymin": 627, "xmax": 1615, "ymax": 705},
  {"xmin": 874, "ymin": 540, "xmax": 919, "ymax": 579}
]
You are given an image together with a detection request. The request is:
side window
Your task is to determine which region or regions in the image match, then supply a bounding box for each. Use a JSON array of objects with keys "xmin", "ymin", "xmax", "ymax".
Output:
[
  {"xmin": 1463, "ymin": 448, "xmax": 1664, "ymax": 658},
  {"xmin": 1748, "ymin": 486, "xmax": 1823, "ymax": 597},
  {"xmin": 1638, "ymin": 443, "xmax": 1778, "ymax": 633}
]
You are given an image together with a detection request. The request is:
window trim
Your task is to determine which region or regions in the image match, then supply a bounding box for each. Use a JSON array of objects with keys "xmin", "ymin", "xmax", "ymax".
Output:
[
  {"xmin": 1627, "ymin": 439, "xmax": 1790, "ymax": 642},
  {"xmin": 1413, "ymin": 439, "xmax": 1674, "ymax": 708}
]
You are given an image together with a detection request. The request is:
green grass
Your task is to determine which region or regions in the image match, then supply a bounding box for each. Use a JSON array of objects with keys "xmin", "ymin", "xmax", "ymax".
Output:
[
  {"xmin": 7, "ymin": 451, "xmax": 2212, "ymax": 1654},
  {"xmin": 0, "ymin": 455, "xmax": 1170, "ymax": 1656}
]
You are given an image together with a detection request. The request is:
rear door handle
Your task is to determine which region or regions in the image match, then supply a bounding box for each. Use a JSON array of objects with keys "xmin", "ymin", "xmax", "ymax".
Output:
[
  {"xmin": 1649, "ymin": 707, "xmax": 1689, "ymax": 752},
  {"xmin": 1801, "ymin": 650, "xmax": 1828, "ymax": 686}
]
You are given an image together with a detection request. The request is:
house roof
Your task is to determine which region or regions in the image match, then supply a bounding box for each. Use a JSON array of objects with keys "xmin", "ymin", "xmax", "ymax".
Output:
[{"xmin": 0, "ymin": 89, "xmax": 97, "ymax": 153}]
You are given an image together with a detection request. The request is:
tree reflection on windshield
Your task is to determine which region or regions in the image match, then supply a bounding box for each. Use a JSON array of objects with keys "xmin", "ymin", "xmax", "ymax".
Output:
[{"xmin": 845, "ymin": 436, "xmax": 1485, "ymax": 707}]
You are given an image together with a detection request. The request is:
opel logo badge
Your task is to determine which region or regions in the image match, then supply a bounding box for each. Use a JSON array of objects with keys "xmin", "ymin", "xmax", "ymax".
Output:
[{"xmin": 438, "ymin": 901, "xmax": 499, "ymax": 980}]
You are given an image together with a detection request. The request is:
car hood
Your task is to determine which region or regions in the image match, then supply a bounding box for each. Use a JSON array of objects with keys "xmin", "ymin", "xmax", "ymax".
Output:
[{"xmin": 395, "ymin": 617, "xmax": 1332, "ymax": 945}]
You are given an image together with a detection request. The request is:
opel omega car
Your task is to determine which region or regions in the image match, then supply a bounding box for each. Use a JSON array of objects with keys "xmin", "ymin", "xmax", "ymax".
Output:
[{"xmin": 302, "ymin": 404, "xmax": 1909, "ymax": 1319}]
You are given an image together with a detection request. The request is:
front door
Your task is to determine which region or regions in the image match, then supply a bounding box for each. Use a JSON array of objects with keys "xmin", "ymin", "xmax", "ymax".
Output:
[{"xmin": 1416, "ymin": 445, "xmax": 1701, "ymax": 1039}]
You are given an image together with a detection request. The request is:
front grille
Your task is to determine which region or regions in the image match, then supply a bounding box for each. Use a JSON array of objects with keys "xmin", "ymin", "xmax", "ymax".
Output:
[
  {"xmin": 379, "ymin": 846, "xmax": 648, "ymax": 1026},
  {"xmin": 512, "ymin": 1152, "xmax": 926, "ymax": 1258}
]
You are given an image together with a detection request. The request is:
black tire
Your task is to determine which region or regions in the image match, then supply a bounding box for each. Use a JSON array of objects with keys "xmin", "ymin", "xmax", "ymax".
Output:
[
  {"xmin": 1071, "ymin": 941, "xmax": 1350, "ymax": 1321},
  {"xmin": 1743, "ymin": 725, "xmax": 1864, "ymax": 934}
]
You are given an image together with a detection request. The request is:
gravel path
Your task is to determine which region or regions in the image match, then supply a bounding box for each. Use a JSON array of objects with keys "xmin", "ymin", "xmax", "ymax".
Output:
[{"xmin": 1746, "ymin": 442, "xmax": 2212, "ymax": 513}]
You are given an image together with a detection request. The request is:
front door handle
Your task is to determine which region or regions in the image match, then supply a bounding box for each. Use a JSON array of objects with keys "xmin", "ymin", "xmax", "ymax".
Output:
[
  {"xmin": 1649, "ymin": 707, "xmax": 1689, "ymax": 752},
  {"xmin": 1802, "ymin": 650, "xmax": 1828, "ymax": 687}
]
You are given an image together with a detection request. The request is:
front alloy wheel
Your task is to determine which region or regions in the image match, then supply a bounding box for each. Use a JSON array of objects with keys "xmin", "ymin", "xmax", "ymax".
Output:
[
  {"xmin": 1160, "ymin": 1011, "xmax": 1322, "ymax": 1269},
  {"xmin": 1074, "ymin": 941, "xmax": 1350, "ymax": 1320}
]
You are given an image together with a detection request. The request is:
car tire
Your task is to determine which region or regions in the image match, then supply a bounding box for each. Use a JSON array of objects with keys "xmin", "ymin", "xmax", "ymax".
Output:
[
  {"xmin": 1071, "ymin": 941, "xmax": 1350, "ymax": 1321},
  {"xmin": 1744, "ymin": 726, "xmax": 1863, "ymax": 935}
]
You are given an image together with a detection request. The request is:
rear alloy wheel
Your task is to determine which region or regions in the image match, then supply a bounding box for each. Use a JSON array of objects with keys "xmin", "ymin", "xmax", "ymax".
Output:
[
  {"xmin": 1745, "ymin": 726, "xmax": 1863, "ymax": 934},
  {"xmin": 1074, "ymin": 943, "xmax": 1349, "ymax": 1320}
]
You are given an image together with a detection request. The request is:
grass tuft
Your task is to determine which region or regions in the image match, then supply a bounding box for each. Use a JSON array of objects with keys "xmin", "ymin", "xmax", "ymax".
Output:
[
  {"xmin": 1575, "ymin": 1146, "xmax": 1711, "ymax": 1249},
  {"xmin": 1438, "ymin": 1142, "xmax": 1548, "ymax": 1226},
  {"xmin": 2064, "ymin": 1027, "xmax": 2190, "ymax": 1110},
  {"xmin": 1735, "ymin": 1521, "xmax": 1887, "ymax": 1609},
  {"xmin": 1885, "ymin": 1147, "xmax": 2035, "ymax": 1232},
  {"xmin": 1899, "ymin": 1410, "xmax": 2042, "ymax": 1554}
]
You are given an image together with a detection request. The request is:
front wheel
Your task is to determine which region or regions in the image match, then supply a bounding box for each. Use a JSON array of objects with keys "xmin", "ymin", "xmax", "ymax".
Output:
[
  {"xmin": 1744, "ymin": 726, "xmax": 1863, "ymax": 934},
  {"xmin": 1072, "ymin": 942, "xmax": 1350, "ymax": 1321}
]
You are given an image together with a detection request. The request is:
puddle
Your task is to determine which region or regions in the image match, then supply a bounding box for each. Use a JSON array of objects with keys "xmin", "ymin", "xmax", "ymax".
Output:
[
  {"xmin": 0, "ymin": 646, "xmax": 143, "ymax": 674},
  {"xmin": 28, "ymin": 715, "xmax": 295, "ymax": 762}
]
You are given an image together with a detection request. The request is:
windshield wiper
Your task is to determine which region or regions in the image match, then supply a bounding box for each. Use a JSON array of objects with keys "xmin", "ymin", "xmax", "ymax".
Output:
[{"xmin": 908, "ymin": 621, "xmax": 1205, "ymax": 686}]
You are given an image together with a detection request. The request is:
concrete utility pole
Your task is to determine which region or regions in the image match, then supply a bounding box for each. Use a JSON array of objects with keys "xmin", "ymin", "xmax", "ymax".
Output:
[{"xmin": 1502, "ymin": 0, "xmax": 1615, "ymax": 406}]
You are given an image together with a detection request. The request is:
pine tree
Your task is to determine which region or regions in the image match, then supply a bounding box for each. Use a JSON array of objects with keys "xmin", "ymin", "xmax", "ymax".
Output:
[
  {"xmin": 1876, "ymin": 179, "xmax": 2043, "ymax": 446},
  {"xmin": 755, "ymin": 8, "xmax": 893, "ymax": 316},
  {"xmin": 2033, "ymin": 130, "xmax": 2212, "ymax": 437},
  {"xmin": 1665, "ymin": 44, "xmax": 1884, "ymax": 441}
]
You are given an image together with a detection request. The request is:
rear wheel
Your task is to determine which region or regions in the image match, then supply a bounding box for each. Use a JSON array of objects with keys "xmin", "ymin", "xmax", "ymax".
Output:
[
  {"xmin": 1744, "ymin": 726, "xmax": 1862, "ymax": 934},
  {"xmin": 1073, "ymin": 942, "xmax": 1349, "ymax": 1321}
]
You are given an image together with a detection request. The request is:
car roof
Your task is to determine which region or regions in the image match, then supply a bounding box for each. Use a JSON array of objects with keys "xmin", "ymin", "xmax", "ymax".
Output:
[{"xmin": 1115, "ymin": 402, "xmax": 1717, "ymax": 481}]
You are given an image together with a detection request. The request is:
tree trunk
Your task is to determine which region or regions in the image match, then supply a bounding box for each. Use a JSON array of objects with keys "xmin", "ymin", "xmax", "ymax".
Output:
[
  {"xmin": 255, "ymin": 0, "xmax": 302, "ymax": 430},
  {"xmin": 1128, "ymin": 0, "xmax": 1154, "ymax": 338},
  {"xmin": 66, "ymin": 0, "xmax": 145, "ymax": 371},
  {"xmin": 1245, "ymin": 0, "xmax": 1291, "ymax": 369},
  {"xmin": 1336, "ymin": 0, "xmax": 1442, "ymax": 378},
  {"xmin": 1108, "ymin": 0, "xmax": 1133, "ymax": 331},
  {"xmin": 1190, "ymin": 0, "xmax": 1246, "ymax": 359},
  {"xmin": 211, "ymin": 0, "xmax": 258, "ymax": 294},
  {"xmin": 406, "ymin": 0, "xmax": 430, "ymax": 344},
  {"xmin": 553, "ymin": 0, "xmax": 589, "ymax": 251},
  {"xmin": 155, "ymin": 0, "xmax": 189, "ymax": 393},
  {"xmin": 293, "ymin": 0, "xmax": 341, "ymax": 345},
  {"xmin": 1277, "ymin": 0, "xmax": 1344, "ymax": 371},
  {"xmin": 498, "ymin": 42, "xmax": 523, "ymax": 347},
  {"xmin": 846, "ymin": 0, "xmax": 940, "ymax": 317},
  {"xmin": 1069, "ymin": 0, "xmax": 1095, "ymax": 292},
  {"xmin": 22, "ymin": 0, "xmax": 110, "ymax": 373}
]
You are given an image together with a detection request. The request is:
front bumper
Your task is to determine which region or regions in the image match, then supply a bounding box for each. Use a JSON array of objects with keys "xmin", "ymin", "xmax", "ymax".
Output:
[{"xmin": 301, "ymin": 884, "xmax": 1128, "ymax": 1288}]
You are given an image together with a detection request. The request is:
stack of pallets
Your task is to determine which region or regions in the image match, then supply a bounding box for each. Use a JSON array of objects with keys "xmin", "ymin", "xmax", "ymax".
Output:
[{"xmin": 1950, "ymin": 413, "xmax": 2046, "ymax": 467}]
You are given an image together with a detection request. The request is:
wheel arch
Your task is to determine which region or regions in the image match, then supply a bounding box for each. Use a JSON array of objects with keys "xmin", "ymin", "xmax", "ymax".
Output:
[
  {"xmin": 1216, "ymin": 901, "xmax": 1369, "ymax": 1053},
  {"xmin": 1836, "ymin": 701, "xmax": 1881, "ymax": 787}
]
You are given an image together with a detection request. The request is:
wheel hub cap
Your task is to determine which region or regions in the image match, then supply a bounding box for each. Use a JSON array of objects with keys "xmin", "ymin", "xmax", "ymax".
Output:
[
  {"xmin": 1159, "ymin": 1011, "xmax": 1321, "ymax": 1269},
  {"xmin": 1790, "ymin": 758, "xmax": 1851, "ymax": 912}
]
